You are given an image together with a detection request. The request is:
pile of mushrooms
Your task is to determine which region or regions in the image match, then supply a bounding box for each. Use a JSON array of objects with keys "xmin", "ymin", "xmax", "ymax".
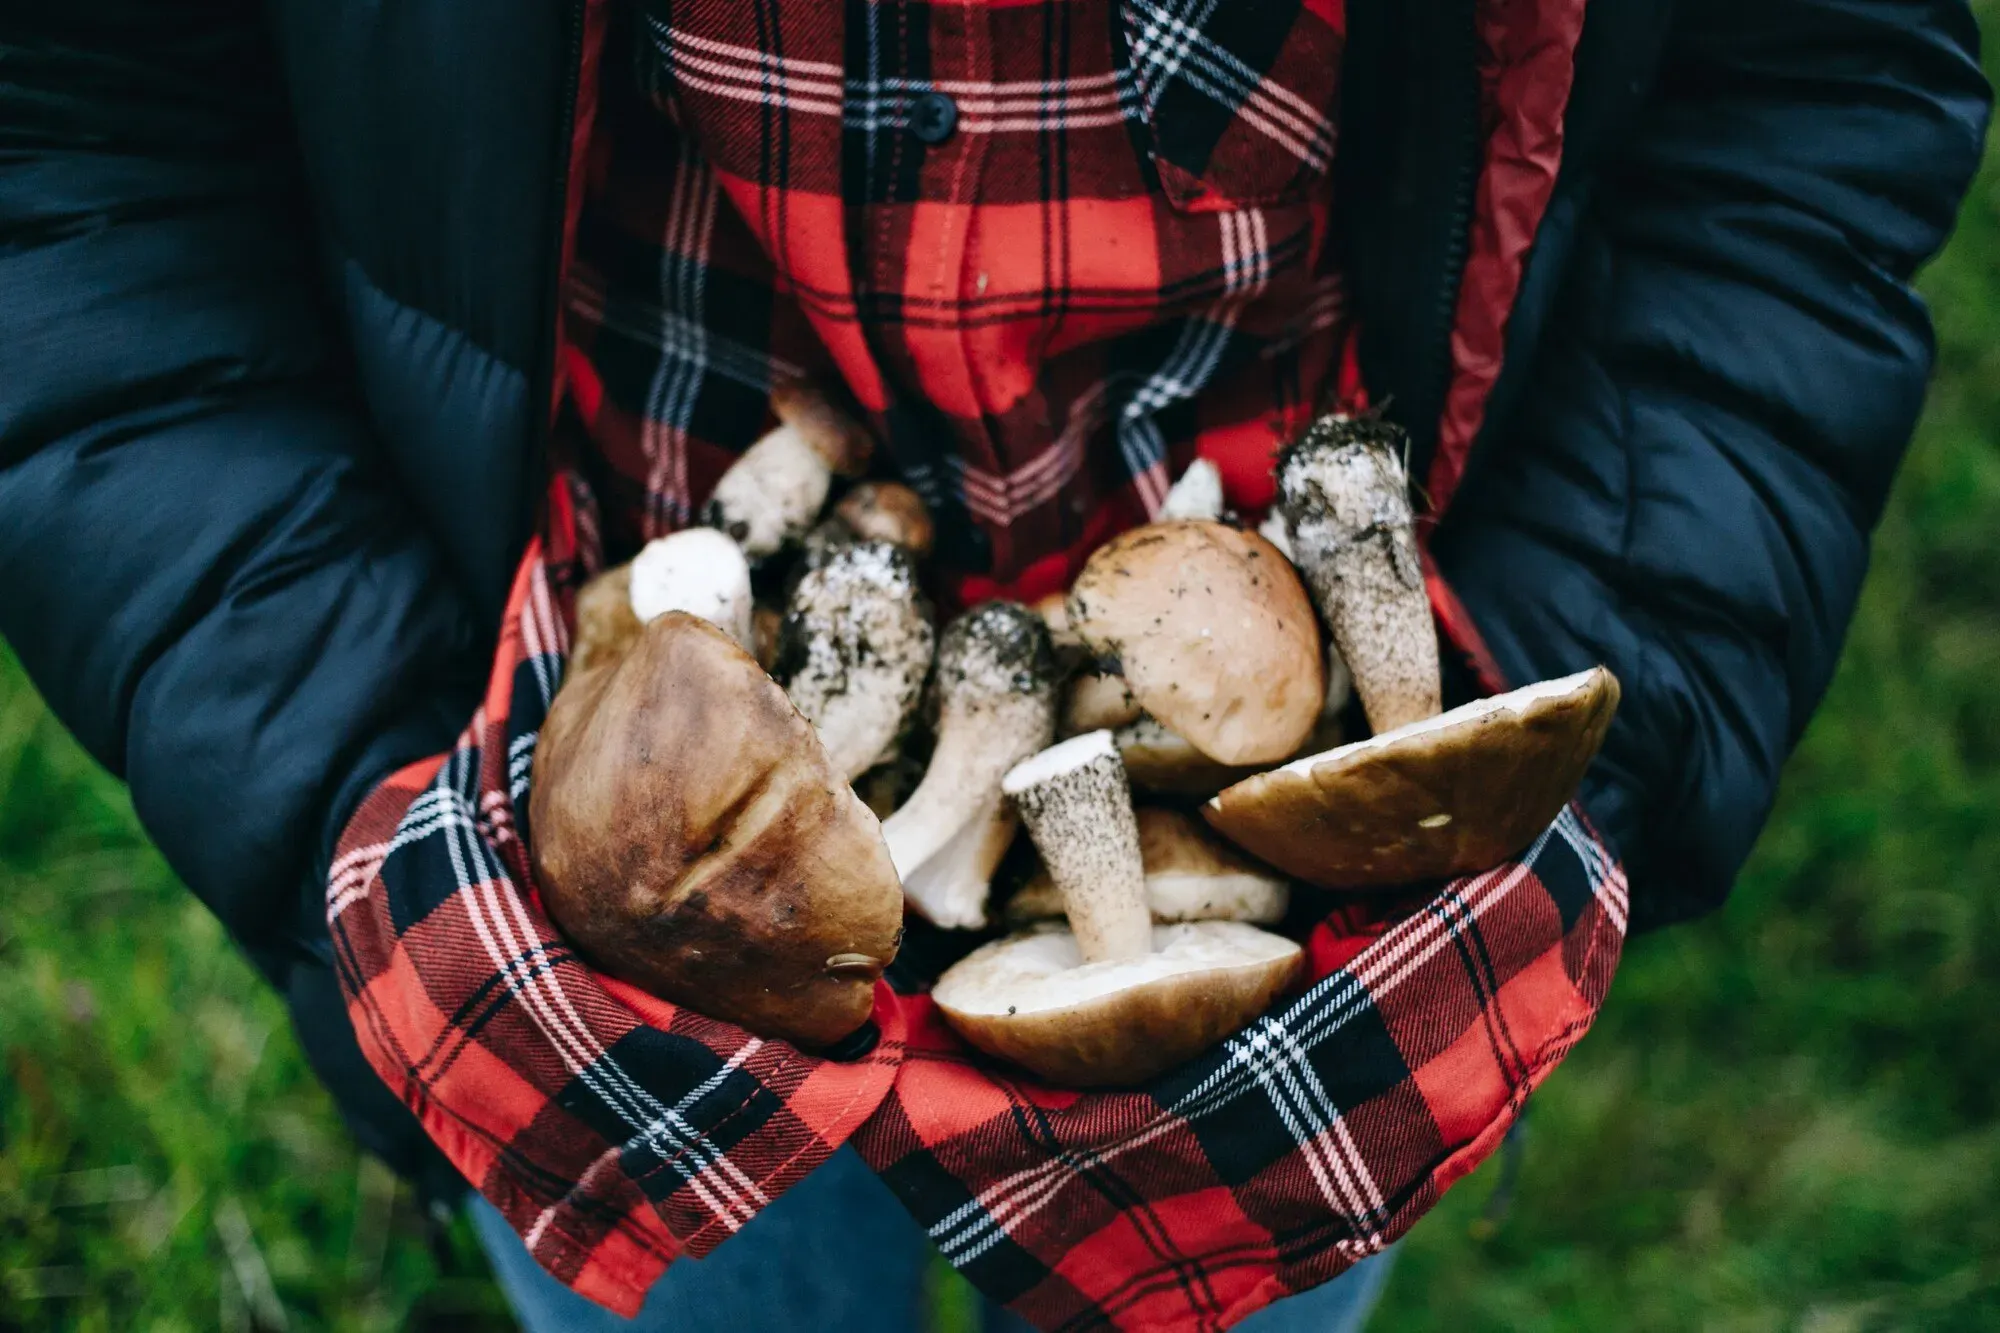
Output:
[{"xmin": 535, "ymin": 380, "xmax": 1617, "ymax": 1081}]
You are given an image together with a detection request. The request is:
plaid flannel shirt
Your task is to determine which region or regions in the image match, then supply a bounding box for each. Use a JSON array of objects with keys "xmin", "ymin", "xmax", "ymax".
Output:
[{"xmin": 331, "ymin": 0, "xmax": 1622, "ymax": 1326}]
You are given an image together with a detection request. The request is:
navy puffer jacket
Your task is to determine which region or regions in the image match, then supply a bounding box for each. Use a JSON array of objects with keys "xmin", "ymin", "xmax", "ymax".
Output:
[{"xmin": 0, "ymin": 0, "xmax": 1987, "ymax": 1172}]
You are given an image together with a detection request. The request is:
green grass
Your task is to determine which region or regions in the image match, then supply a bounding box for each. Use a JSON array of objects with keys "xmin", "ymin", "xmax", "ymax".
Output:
[{"xmin": 8, "ymin": 41, "xmax": 2000, "ymax": 1333}]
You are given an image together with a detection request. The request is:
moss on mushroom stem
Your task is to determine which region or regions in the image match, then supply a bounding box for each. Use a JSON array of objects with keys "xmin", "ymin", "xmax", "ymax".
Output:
[
  {"xmin": 1276, "ymin": 414, "xmax": 1442, "ymax": 735},
  {"xmin": 1002, "ymin": 731, "xmax": 1152, "ymax": 965}
]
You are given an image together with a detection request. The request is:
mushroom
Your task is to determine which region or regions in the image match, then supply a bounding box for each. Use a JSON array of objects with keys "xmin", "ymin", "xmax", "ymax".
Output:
[
  {"xmin": 834, "ymin": 481, "xmax": 935, "ymax": 558},
  {"xmin": 1205, "ymin": 667, "xmax": 1621, "ymax": 888},
  {"xmin": 1272, "ymin": 413, "xmax": 1437, "ymax": 733},
  {"xmin": 1003, "ymin": 807, "xmax": 1288, "ymax": 927},
  {"xmin": 628, "ymin": 526, "xmax": 755, "ymax": 650},
  {"xmin": 775, "ymin": 540, "xmax": 935, "ymax": 781},
  {"xmin": 704, "ymin": 379, "xmax": 873, "ymax": 562},
  {"xmin": 1157, "ymin": 456, "xmax": 1226, "ymax": 522},
  {"xmin": 880, "ymin": 602, "xmax": 1056, "ymax": 930},
  {"xmin": 930, "ymin": 731, "xmax": 1303, "ymax": 1087},
  {"xmin": 1110, "ymin": 716, "xmax": 1263, "ymax": 796},
  {"xmin": 529, "ymin": 613, "xmax": 903, "ymax": 1048},
  {"xmin": 752, "ymin": 605, "xmax": 783, "ymax": 672},
  {"xmin": 1064, "ymin": 521, "xmax": 1323, "ymax": 766},
  {"xmin": 571, "ymin": 562, "xmax": 641, "ymax": 677},
  {"xmin": 1062, "ymin": 670, "xmax": 1142, "ymax": 735}
]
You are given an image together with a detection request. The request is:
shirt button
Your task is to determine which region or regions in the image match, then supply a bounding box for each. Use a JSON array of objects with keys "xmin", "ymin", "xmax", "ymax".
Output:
[{"xmin": 909, "ymin": 89, "xmax": 958, "ymax": 144}]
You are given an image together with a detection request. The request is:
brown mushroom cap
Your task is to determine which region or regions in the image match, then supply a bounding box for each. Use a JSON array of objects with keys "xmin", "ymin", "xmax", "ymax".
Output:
[
  {"xmin": 1065, "ymin": 521, "xmax": 1322, "ymax": 766},
  {"xmin": 571, "ymin": 563, "xmax": 641, "ymax": 677},
  {"xmin": 1205, "ymin": 668, "xmax": 1620, "ymax": 888},
  {"xmin": 931, "ymin": 921, "xmax": 1302, "ymax": 1087},
  {"xmin": 771, "ymin": 378, "xmax": 873, "ymax": 476},
  {"xmin": 1062, "ymin": 670, "xmax": 1143, "ymax": 735},
  {"xmin": 1005, "ymin": 808, "xmax": 1289, "ymax": 927},
  {"xmin": 834, "ymin": 482, "xmax": 935, "ymax": 558},
  {"xmin": 529, "ymin": 612, "xmax": 904, "ymax": 1049}
]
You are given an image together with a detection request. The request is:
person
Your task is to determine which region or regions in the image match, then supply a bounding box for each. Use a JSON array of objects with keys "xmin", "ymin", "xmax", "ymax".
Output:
[{"xmin": 1, "ymin": 2, "xmax": 1987, "ymax": 1329}]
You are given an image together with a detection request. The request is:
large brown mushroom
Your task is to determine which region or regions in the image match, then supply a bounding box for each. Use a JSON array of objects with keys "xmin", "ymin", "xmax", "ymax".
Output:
[
  {"xmin": 1064, "ymin": 522, "xmax": 1323, "ymax": 767},
  {"xmin": 1206, "ymin": 668, "xmax": 1619, "ymax": 887},
  {"xmin": 931, "ymin": 731, "xmax": 1302, "ymax": 1087},
  {"xmin": 530, "ymin": 613, "xmax": 903, "ymax": 1049}
]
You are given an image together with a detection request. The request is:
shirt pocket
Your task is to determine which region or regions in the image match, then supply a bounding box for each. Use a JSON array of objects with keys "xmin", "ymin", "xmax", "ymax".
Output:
[{"xmin": 1117, "ymin": 0, "xmax": 1344, "ymax": 214}]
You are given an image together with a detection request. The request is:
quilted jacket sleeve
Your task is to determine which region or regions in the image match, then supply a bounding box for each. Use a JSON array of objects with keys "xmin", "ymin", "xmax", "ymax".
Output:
[
  {"xmin": 0, "ymin": 6, "xmax": 483, "ymax": 970},
  {"xmin": 1435, "ymin": 0, "xmax": 1990, "ymax": 929}
]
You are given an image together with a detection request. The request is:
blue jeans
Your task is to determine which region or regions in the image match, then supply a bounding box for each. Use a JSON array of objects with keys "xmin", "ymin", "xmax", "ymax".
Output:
[{"xmin": 471, "ymin": 1148, "xmax": 1396, "ymax": 1332}]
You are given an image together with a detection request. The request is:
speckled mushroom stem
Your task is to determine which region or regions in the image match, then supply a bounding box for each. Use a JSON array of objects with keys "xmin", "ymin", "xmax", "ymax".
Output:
[
  {"xmin": 1002, "ymin": 731, "xmax": 1151, "ymax": 965},
  {"xmin": 1276, "ymin": 415, "xmax": 1442, "ymax": 734},
  {"xmin": 776, "ymin": 540, "xmax": 935, "ymax": 780},
  {"xmin": 884, "ymin": 603, "xmax": 1056, "ymax": 883}
]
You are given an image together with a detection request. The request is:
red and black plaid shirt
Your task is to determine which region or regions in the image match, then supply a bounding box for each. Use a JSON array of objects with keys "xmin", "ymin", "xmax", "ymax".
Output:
[
  {"xmin": 331, "ymin": 0, "xmax": 1618, "ymax": 1327},
  {"xmin": 561, "ymin": 0, "xmax": 1356, "ymax": 589}
]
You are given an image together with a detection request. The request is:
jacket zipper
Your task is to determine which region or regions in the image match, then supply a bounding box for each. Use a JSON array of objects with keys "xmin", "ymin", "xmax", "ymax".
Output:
[
  {"xmin": 525, "ymin": 0, "xmax": 590, "ymax": 567},
  {"xmin": 1413, "ymin": 0, "xmax": 1483, "ymax": 502}
]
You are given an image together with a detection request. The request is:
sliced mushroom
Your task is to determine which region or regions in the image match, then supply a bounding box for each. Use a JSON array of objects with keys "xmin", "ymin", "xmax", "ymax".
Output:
[
  {"xmin": 571, "ymin": 563, "xmax": 642, "ymax": 677},
  {"xmin": 704, "ymin": 379, "xmax": 873, "ymax": 562},
  {"xmin": 530, "ymin": 613, "xmax": 902, "ymax": 1049},
  {"xmin": 1065, "ymin": 521, "xmax": 1323, "ymax": 766},
  {"xmin": 931, "ymin": 731, "xmax": 1303, "ymax": 1087},
  {"xmin": 1004, "ymin": 808, "xmax": 1288, "ymax": 927},
  {"xmin": 628, "ymin": 527, "xmax": 755, "ymax": 650},
  {"xmin": 881, "ymin": 602, "xmax": 1056, "ymax": 930},
  {"xmin": 1274, "ymin": 414, "xmax": 1437, "ymax": 734},
  {"xmin": 776, "ymin": 541, "xmax": 934, "ymax": 781},
  {"xmin": 1206, "ymin": 667, "xmax": 1620, "ymax": 888}
]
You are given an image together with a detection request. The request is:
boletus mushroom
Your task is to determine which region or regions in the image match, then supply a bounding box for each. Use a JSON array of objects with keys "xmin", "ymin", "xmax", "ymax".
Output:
[
  {"xmin": 930, "ymin": 731, "xmax": 1303, "ymax": 1087},
  {"xmin": 1064, "ymin": 521, "xmax": 1323, "ymax": 767},
  {"xmin": 775, "ymin": 540, "xmax": 935, "ymax": 781},
  {"xmin": 704, "ymin": 379, "xmax": 873, "ymax": 562},
  {"xmin": 1004, "ymin": 807, "xmax": 1288, "ymax": 928},
  {"xmin": 881, "ymin": 602, "xmax": 1056, "ymax": 930},
  {"xmin": 1206, "ymin": 668, "xmax": 1620, "ymax": 888},
  {"xmin": 1208, "ymin": 413, "xmax": 1621, "ymax": 887},
  {"xmin": 529, "ymin": 613, "xmax": 903, "ymax": 1048},
  {"xmin": 568, "ymin": 527, "xmax": 756, "ymax": 677}
]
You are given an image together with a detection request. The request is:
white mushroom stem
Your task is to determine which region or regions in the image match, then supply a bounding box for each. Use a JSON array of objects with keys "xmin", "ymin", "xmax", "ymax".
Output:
[
  {"xmin": 1276, "ymin": 415, "xmax": 1441, "ymax": 733},
  {"xmin": 704, "ymin": 422, "xmax": 833, "ymax": 562},
  {"xmin": 883, "ymin": 602, "xmax": 1056, "ymax": 929},
  {"xmin": 777, "ymin": 541, "xmax": 934, "ymax": 780},
  {"xmin": 704, "ymin": 381, "xmax": 872, "ymax": 562},
  {"xmin": 627, "ymin": 528, "xmax": 755, "ymax": 649},
  {"xmin": 1159, "ymin": 457, "xmax": 1225, "ymax": 521},
  {"xmin": 1002, "ymin": 731, "xmax": 1151, "ymax": 965}
]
